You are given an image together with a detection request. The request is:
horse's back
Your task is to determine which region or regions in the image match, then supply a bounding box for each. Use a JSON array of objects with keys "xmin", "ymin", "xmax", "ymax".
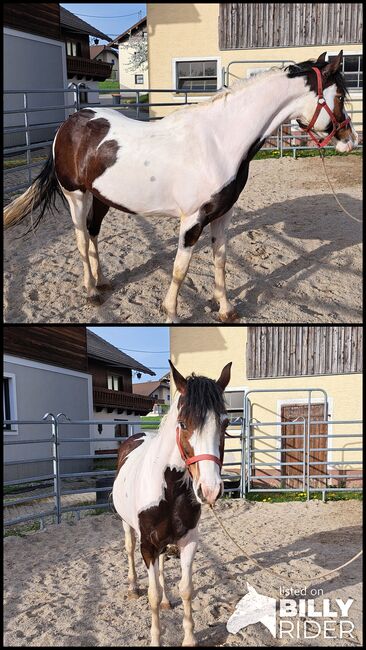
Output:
[{"xmin": 116, "ymin": 432, "xmax": 146, "ymax": 476}]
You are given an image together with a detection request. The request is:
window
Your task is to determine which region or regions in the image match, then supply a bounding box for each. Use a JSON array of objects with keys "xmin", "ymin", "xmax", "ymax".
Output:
[
  {"xmin": 115, "ymin": 423, "xmax": 128, "ymax": 437},
  {"xmin": 135, "ymin": 74, "xmax": 144, "ymax": 84},
  {"xmin": 3, "ymin": 375, "xmax": 17, "ymax": 433},
  {"xmin": 328, "ymin": 53, "xmax": 362, "ymax": 89},
  {"xmin": 66, "ymin": 41, "xmax": 81, "ymax": 57},
  {"xmin": 107, "ymin": 375, "xmax": 120, "ymax": 391},
  {"xmin": 176, "ymin": 60, "xmax": 218, "ymax": 91},
  {"xmin": 78, "ymin": 83, "xmax": 88, "ymax": 105}
]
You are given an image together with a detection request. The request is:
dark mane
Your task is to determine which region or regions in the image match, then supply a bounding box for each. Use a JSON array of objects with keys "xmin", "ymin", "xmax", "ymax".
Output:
[
  {"xmin": 285, "ymin": 58, "xmax": 349, "ymax": 97},
  {"xmin": 178, "ymin": 373, "xmax": 227, "ymax": 431}
]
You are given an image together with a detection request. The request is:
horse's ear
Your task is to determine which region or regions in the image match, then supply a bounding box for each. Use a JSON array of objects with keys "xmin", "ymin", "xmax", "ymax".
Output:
[
  {"xmin": 321, "ymin": 50, "xmax": 343, "ymax": 79},
  {"xmin": 316, "ymin": 52, "xmax": 327, "ymax": 64},
  {"xmin": 169, "ymin": 359, "xmax": 187, "ymax": 395},
  {"xmin": 216, "ymin": 362, "xmax": 232, "ymax": 391}
]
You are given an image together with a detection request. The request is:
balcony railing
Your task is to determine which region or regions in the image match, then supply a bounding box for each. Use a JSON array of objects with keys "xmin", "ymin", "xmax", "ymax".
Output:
[
  {"xmin": 93, "ymin": 387, "xmax": 154, "ymax": 413},
  {"xmin": 66, "ymin": 56, "xmax": 113, "ymax": 80}
]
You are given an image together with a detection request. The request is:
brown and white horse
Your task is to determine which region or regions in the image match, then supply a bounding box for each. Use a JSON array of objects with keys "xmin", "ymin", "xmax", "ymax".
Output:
[
  {"xmin": 112, "ymin": 360, "xmax": 232, "ymax": 646},
  {"xmin": 4, "ymin": 51, "xmax": 357, "ymax": 323}
]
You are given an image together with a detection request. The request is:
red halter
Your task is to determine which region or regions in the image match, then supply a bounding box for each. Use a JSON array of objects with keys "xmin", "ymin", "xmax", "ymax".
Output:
[
  {"xmin": 298, "ymin": 66, "xmax": 350, "ymax": 148},
  {"xmin": 176, "ymin": 426, "xmax": 222, "ymax": 474}
]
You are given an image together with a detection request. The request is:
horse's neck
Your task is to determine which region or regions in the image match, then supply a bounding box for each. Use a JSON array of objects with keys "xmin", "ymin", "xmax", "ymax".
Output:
[
  {"xmin": 154, "ymin": 398, "xmax": 185, "ymax": 470},
  {"xmin": 206, "ymin": 71, "xmax": 307, "ymax": 165}
]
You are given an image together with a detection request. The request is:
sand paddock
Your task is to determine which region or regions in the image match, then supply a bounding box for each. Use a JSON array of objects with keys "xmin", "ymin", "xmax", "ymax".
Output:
[
  {"xmin": 4, "ymin": 155, "xmax": 362, "ymax": 324},
  {"xmin": 4, "ymin": 499, "xmax": 362, "ymax": 647}
]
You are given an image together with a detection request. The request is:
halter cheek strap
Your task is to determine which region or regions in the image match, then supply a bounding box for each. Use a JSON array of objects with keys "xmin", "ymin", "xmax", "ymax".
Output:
[
  {"xmin": 298, "ymin": 66, "xmax": 350, "ymax": 148},
  {"xmin": 176, "ymin": 426, "xmax": 222, "ymax": 474}
]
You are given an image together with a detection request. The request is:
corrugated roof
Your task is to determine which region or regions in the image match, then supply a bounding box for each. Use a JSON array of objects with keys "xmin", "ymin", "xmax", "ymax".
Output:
[
  {"xmin": 86, "ymin": 330, "xmax": 155, "ymax": 376},
  {"xmin": 60, "ymin": 6, "xmax": 111, "ymax": 41}
]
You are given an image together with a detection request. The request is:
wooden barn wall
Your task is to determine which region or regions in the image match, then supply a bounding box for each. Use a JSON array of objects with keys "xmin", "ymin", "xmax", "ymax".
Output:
[
  {"xmin": 4, "ymin": 326, "xmax": 88, "ymax": 372},
  {"xmin": 3, "ymin": 3, "xmax": 61, "ymax": 41},
  {"xmin": 247, "ymin": 326, "xmax": 363, "ymax": 378},
  {"xmin": 219, "ymin": 4, "xmax": 363, "ymax": 49}
]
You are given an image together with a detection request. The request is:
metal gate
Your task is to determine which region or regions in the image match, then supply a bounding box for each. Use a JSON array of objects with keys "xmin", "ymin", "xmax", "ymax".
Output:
[{"xmin": 242, "ymin": 388, "xmax": 363, "ymax": 499}]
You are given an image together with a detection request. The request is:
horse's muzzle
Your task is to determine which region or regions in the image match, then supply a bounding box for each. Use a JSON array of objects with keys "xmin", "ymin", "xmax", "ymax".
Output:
[{"xmin": 197, "ymin": 481, "xmax": 223, "ymax": 505}]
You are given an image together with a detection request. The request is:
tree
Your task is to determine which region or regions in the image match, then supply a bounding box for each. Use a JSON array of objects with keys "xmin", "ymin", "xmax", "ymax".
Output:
[{"xmin": 124, "ymin": 33, "xmax": 148, "ymax": 72}]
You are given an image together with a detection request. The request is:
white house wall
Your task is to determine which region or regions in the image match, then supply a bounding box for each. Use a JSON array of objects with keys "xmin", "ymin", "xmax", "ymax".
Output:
[
  {"xmin": 4, "ymin": 355, "xmax": 93, "ymax": 483},
  {"xmin": 91, "ymin": 410, "xmax": 143, "ymax": 454},
  {"xmin": 4, "ymin": 28, "xmax": 68, "ymax": 148}
]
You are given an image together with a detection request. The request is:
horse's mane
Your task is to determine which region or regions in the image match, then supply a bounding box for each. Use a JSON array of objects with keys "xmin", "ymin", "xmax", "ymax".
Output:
[
  {"xmin": 178, "ymin": 373, "xmax": 227, "ymax": 431},
  {"xmin": 285, "ymin": 58, "xmax": 350, "ymax": 97}
]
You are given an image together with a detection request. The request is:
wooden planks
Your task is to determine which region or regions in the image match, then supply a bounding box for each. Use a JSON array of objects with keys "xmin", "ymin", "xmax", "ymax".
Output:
[
  {"xmin": 4, "ymin": 326, "xmax": 88, "ymax": 372},
  {"xmin": 219, "ymin": 3, "xmax": 363, "ymax": 49},
  {"xmin": 247, "ymin": 326, "xmax": 362, "ymax": 378},
  {"xmin": 3, "ymin": 3, "xmax": 61, "ymax": 41}
]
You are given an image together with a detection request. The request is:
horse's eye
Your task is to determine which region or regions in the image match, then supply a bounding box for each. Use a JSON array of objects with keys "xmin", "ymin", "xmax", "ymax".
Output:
[{"xmin": 179, "ymin": 421, "xmax": 187, "ymax": 431}]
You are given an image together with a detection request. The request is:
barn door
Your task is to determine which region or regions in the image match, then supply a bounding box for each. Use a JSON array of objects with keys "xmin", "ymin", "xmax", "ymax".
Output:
[{"xmin": 281, "ymin": 403, "xmax": 328, "ymax": 489}]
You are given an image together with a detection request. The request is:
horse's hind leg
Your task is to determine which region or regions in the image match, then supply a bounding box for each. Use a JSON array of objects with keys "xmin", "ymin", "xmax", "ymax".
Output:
[
  {"xmin": 122, "ymin": 520, "xmax": 140, "ymax": 598},
  {"xmin": 163, "ymin": 212, "xmax": 201, "ymax": 323},
  {"xmin": 210, "ymin": 208, "xmax": 238, "ymax": 322},
  {"xmin": 87, "ymin": 196, "xmax": 111, "ymax": 289},
  {"xmin": 62, "ymin": 188, "xmax": 100, "ymax": 301}
]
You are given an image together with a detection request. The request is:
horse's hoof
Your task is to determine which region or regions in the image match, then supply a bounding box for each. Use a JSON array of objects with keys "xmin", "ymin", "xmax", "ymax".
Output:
[
  {"xmin": 219, "ymin": 308, "xmax": 239, "ymax": 323},
  {"xmin": 161, "ymin": 600, "xmax": 173, "ymax": 610},
  {"xmin": 87, "ymin": 293, "xmax": 103, "ymax": 305},
  {"xmin": 97, "ymin": 282, "xmax": 112, "ymax": 291},
  {"xmin": 165, "ymin": 316, "xmax": 180, "ymax": 324},
  {"xmin": 127, "ymin": 589, "xmax": 140, "ymax": 600}
]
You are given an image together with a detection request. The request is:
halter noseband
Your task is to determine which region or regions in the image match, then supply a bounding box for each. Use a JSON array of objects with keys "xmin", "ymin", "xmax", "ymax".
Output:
[
  {"xmin": 176, "ymin": 426, "xmax": 222, "ymax": 475},
  {"xmin": 297, "ymin": 66, "xmax": 350, "ymax": 148}
]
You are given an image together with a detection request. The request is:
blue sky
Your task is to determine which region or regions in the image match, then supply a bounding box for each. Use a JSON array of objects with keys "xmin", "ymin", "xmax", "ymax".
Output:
[
  {"xmin": 61, "ymin": 3, "xmax": 146, "ymax": 42},
  {"xmin": 87, "ymin": 326, "xmax": 170, "ymax": 383}
]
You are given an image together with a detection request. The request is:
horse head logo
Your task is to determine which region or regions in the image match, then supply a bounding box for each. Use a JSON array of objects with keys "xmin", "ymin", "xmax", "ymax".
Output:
[{"xmin": 226, "ymin": 582, "xmax": 277, "ymax": 638}]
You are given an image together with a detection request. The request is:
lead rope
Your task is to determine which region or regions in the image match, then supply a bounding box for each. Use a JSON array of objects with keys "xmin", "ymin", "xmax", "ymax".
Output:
[
  {"xmin": 320, "ymin": 151, "xmax": 360, "ymax": 222},
  {"xmin": 209, "ymin": 505, "xmax": 362, "ymax": 587}
]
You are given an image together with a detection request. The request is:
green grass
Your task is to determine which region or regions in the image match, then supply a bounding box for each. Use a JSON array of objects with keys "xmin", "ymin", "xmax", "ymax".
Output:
[
  {"xmin": 254, "ymin": 148, "xmax": 362, "ymax": 160},
  {"xmin": 98, "ymin": 80, "xmax": 120, "ymax": 90},
  {"xmin": 245, "ymin": 490, "xmax": 362, "ymax": 503},
  {"xmin": 4, "ymin": 521, "xmax": 41, "ymax": 538},
  {"xmin": 4, "ymin": 155, "xmax": 47, "ymax": 169}
]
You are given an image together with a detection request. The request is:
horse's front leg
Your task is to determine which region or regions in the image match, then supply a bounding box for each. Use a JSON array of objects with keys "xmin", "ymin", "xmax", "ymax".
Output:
[
  {"xmin": 163, "ymin": 212, "xmax": 202, "ymax": 323},
  {"xmin": 142, "ymin": 547, "xmax": 163, "ymax": 646},
  {"xmin": 177, "ymin": 527, "xmax": 199, "ymax": 647},
  {"xmin": 210, "ymin": 208, "xmax": 239, "ymax": 322}
]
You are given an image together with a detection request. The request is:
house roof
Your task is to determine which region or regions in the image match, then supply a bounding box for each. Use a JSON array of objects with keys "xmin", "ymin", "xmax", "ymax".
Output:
[
  {"xmin": 108, "ymin": 16, "xmax": 147, "ymax": 46},
  {"xmin": 60, "ymin": 6, "xmax": 111, "ymax": 41},
  {"xmin": 132, "ymin": 377, "xmax": 170, "ymax": 396},
  {"xmin": 86, "ymin": 330, "xmax": 155, "ymax": 376},
  {"xmin": 90, "ymin": 45, "xmax": 118, "ymax": 59}
]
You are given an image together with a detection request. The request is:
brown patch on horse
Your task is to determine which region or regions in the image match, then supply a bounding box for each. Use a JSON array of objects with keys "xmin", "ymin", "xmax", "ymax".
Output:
[
  {"xmin": 332, "ymin": 89, "xmax": 353, "ymax": 141},
  {"xmin": 54, "ymin": 110, "xmax": 118, "ymax": 193},
  {"xmin": 116, "ymin": 432, "xmax": 146, "ymax": 476},
  {"xmin": 138, "ymin": 467, "xmax": 201, "ymax": 567},
  {"xmin": 87, "ymin": 195, "xmax": 109, "ymax": 237}
]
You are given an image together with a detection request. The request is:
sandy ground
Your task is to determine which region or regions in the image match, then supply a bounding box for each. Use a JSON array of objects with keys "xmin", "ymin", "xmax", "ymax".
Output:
[
  {"xmin": 3, "ymin": 155, "xmax": 362, "ymax": 324},
  {"xmin": 4, "ymin": 499, "xmax": 362, "ymax": 647}
]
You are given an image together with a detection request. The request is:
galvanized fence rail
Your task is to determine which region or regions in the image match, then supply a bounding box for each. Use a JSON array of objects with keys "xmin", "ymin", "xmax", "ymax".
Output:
[
  {"xmin": 4, "ymin": 77, "xmax": 363, "ymax": 200},
  {"xmin": 243, "ymin": 388, "xmax": 363, "ymax": 501},
  {"xmin": 3, "ymin": 414, "xmax": 244, "ymax": 529}
]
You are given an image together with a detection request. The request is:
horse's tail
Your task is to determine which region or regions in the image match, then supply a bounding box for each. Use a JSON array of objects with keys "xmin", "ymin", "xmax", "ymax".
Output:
[{"xmin": 3, "ymin": 150, "xmax": 65, "ymax": 232}]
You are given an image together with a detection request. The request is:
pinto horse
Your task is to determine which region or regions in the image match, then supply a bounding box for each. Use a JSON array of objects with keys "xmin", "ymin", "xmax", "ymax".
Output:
[
  {"xmin": 112, "ymin": 360, "xmax": 232, "ymax": 646},
  {"xmin": 4, "ymin": 51, "xmax": 357, "ymax": 323}
]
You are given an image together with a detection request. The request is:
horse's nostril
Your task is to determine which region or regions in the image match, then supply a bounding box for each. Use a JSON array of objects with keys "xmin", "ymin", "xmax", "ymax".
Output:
[{"xmin": 197, "ymin": 485, "xmax": 205, "ymax": 502}]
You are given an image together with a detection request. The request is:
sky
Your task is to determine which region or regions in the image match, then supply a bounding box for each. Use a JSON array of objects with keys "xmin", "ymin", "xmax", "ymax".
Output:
[
  {"xmin": 60, "ymin": 3, "xmax": 146, "ymax": 42},
  {"xmin": 87, "ymin": 326, "xmax": 170, "ymax": 383}
]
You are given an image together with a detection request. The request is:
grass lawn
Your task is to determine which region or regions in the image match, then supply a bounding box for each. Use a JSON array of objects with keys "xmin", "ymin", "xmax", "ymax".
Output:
[{"xmin": 98, "ymin": 80, "xmax": 120, "ymax": 91}]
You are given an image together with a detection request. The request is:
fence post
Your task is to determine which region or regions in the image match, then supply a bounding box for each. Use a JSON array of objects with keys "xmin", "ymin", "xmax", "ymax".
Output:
[
  {"xmin": 136, "ymin": 90, "xmax": 140, "ymax": 120},
  {"xmin": 44, "ymin": 412, "xmax": 61, "ymax": 524},
  {"xmin": 23, "ymin": 92, "xmax": 32, "ymax": 186}
]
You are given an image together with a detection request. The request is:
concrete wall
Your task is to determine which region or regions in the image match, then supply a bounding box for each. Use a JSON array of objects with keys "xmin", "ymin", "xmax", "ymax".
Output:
[
  {"xmin": 4, "ymin": 27, "xmax": 68, "ymax": 149},
  {"xmin": 147, "ymin": 3, "xmax": 362, "ymax": 130},
  {"xmin": 90, "ymin": 409, "xmax": 143, "ymax": 454},
  {"xmin": 4, "ymin": 355, "xmax": 93, "ymax": 482},
  {"xmin": 170, "ymin": 327, "xmax": 363, "ymax": 476}
]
